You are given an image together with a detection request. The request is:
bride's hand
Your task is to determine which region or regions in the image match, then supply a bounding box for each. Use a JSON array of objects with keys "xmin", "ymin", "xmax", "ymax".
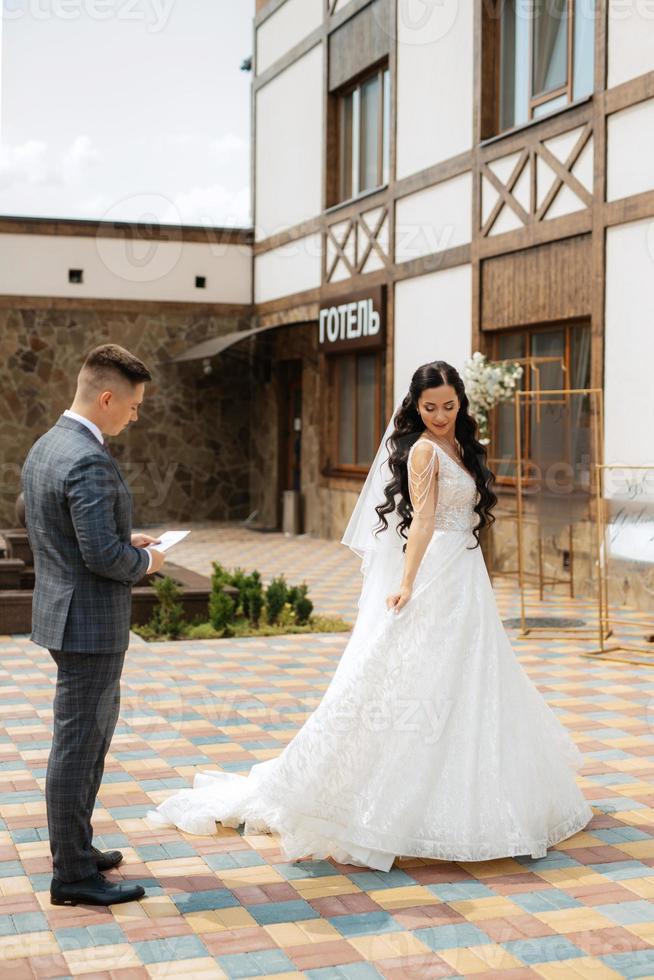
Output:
[{"xmin": 386, "ymin": 585, "xmax": 412, "ymax": 613}]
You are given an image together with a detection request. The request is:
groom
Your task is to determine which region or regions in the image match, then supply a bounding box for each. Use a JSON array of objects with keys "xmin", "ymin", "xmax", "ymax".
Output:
[{"xmin": 21, "ymin": 343, "xmax": 167, "ymax": 906}]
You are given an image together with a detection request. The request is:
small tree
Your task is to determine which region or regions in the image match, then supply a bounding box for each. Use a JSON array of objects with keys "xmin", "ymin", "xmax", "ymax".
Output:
[
  {"xmin": 149, "ymin": 576, "xmax": 186, "ymax": 639},
  {"xmin": 242, "ymin": 571, "xmax": 264, "ymax": 626},
  {"xmin": 265, "ymin": 576, "xmax": 288, "ymax": 624},
  {"xmin": 209, "ymin": 589, "xmax": 235, "ymax": 634},
  {"xmin": 209, "ymin": 560, "xmax": 236, "ymax": 635},
  {"xmin": 211, "ymin": 560, "xmax": 231, "ymax": 591},
  {"xmin": 229, "ymin": 568, "xmax": 248, "ymax": 611},
  {"xmin": 292, "ymin": 583, "xmax": 313, "ymax": 625}
]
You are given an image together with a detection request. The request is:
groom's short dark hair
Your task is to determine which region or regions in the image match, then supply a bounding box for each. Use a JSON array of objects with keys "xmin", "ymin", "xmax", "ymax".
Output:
[{"xmin": 81, "ymin": 344, "xmax": 152, "ymax": 390}]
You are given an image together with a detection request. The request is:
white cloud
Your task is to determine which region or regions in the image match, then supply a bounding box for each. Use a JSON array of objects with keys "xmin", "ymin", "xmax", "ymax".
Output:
[
  {"xmin": 0, "ymin": 139, "xmax": 250, "ymax": 226},
  {"xmin": 162, "ymin": 182, "xmax": 251, "ymax": 227},
  {"xmin": 0, "ymin": 134, "xmax": 102, "ymax": 190},
  {"xmin": 60, "ymin": 134, "xmax": 102, "ymax": 182},
  {"xmin": 76, "ymin": 185, "xmax": 251, "ymax": 228},
  {"xmin": 0, "ymin": 139, "xmax": 53, "ymax": 187}
]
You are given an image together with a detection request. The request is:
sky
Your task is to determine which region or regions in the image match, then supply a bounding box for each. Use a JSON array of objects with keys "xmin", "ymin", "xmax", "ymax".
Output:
[{"xmin": 0, "ymin": 0, "xmax": 254, "ymax": 227}]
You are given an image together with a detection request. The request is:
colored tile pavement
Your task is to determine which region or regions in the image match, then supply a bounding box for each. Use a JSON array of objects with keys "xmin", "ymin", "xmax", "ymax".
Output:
[{"xmin": 0, "ymin": 525, "xmax": 653, "ymax": 977}]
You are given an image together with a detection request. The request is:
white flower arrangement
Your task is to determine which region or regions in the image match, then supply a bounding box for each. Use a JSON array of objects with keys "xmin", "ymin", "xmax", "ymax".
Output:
[{"xmin": 462, "ymin": 351, "xmax": 524, "ymax": 446}]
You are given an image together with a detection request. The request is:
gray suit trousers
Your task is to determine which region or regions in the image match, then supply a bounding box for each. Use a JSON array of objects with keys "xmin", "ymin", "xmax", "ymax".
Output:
[{"xmin": 47, "ymin": 649, "xmax": 126, "ymax": 882}]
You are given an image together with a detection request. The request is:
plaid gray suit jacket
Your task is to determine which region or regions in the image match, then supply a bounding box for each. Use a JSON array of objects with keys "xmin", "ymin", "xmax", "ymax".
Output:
[{"xmin": 20, "ymin": 415, "xmax": 150, "ymax": 654}]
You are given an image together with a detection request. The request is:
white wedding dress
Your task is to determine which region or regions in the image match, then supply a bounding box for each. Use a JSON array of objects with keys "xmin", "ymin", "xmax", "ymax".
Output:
[{"xmin": 146, "ymin": 437, "xmax": 593, "ymax": 872}]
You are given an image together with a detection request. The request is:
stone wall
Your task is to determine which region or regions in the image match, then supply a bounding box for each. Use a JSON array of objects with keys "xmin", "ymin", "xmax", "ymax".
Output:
[{"xmin": 0, "ymin": 301, "xmax": 254, "ymax": 527}]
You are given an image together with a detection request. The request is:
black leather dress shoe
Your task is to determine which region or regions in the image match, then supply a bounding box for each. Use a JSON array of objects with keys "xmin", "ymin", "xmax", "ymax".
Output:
[
  {"xmin": 50, "ymin": 871, "xmax": 145, "ymax": 906},
  {"xmin": 91, "ymin": 845, "xmax": 123, "ymax": 871}
]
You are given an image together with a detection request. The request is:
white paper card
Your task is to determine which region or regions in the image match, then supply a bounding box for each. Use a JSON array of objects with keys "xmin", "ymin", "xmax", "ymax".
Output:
[{"xmin": 152, "ymin": 530, "xmax": 190, "ymax": 552}]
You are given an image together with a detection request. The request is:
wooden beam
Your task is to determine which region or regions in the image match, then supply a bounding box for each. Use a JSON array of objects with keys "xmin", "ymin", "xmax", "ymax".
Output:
[
  {"xmin": 603, "ymin": 189, "xmax": 654, "ymax": 227},
  {"xmin": 0, "ymin": 215, "xmax": 253, "ymax": 245},
  {"xmin": 0, "ymin": 294, "xmax": 254, "ymax": 316}
]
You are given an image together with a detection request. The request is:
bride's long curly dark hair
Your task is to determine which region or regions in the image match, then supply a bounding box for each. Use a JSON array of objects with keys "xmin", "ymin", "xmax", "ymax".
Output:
[{"xmin": 374, "ymin": 361, "xmax": 497, "ymax": 550}]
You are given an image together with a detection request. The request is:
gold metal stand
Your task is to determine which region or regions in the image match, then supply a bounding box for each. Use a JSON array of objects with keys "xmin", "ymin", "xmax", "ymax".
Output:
[
  {"xmin": 514, "ymin": 387, "xmax": 608, "ymax": 640},
  {"xmin": 489, "ymin": 355, "xmax": 576, "ymax": 597},
  {"xmin": 487, "ymin": 497, "xmax": 576, "ymax": 598},
  {"xmin": 582, "ymin": 463, "xmax": 654, "ymax": 664}
]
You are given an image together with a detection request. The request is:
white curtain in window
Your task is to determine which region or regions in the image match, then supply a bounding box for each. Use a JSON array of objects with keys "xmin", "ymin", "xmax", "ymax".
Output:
[{"xmin": 532, "ymin": 0, "xmax": 568, "ymax": 95}]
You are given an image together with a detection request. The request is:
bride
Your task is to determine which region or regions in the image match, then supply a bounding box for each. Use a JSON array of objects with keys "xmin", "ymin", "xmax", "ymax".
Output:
[{"xmin": 146, "ymin": 360, "xmax": 593, "ymax": 872}]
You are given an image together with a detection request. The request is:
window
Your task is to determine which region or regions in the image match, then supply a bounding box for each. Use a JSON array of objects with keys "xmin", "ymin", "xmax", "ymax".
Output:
[
  {"xmin": 330, "ymin": 351, "xmax": 385, "ymax": 472},
  {"xmin": 337, "ymin": 65, "xmax": 390, "ymax": 205},
  {"xmin": 486, "ymin": 0, "xmax": 595, "ymax": 137},
  {"xmin": 489, "ymin": 322, "xmax": 591, "ymax": 482}
]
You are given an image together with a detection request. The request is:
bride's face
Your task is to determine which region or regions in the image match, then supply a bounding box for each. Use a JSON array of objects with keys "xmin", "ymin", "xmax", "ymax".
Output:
[{"xmin": 418, "ymin": 385, "xmax": 459, "ymax": 440}]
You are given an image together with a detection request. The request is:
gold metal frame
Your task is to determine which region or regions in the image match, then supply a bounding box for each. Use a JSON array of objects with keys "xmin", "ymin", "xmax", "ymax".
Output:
[
  {"xmin": 487, "ymin": 502, "xmax": 576, "ymax": 598},
  {"xmin": 582, "ymin": 463, "xmax": 654, "ymax": 665},
  {"xmin": 491, "ymin": 355, "xmax": 566, "ymax": 485},
  {"xmin": 487, "ymin": 358, "xmax": 580, "ymax": 595},
  {"xmin": 514, "ymin": 387, "xmax": 607, "ymax": 640}
]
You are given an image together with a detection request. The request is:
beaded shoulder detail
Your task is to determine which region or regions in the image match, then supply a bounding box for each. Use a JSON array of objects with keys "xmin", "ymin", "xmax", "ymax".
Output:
[
  {"xmin": 407, "ymin": 440, "xmax": 438, "ymax": 516},
  {"xmin": 408, "ymin": 438, "xmax": 478, "ymax": 532}
]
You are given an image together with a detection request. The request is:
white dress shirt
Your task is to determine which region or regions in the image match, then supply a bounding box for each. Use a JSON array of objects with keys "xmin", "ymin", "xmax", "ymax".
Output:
[
  {"xmin": 63, "ymin": 408, "xmax": 104, "ymax": 444},
  {"xmin": 63, "ymin": 408, "xmax": 153, "ymax": 573}
]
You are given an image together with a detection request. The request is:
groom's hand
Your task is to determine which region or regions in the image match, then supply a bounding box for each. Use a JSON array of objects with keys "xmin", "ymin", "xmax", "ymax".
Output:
[
  {"xmin": 131, "ymin": 533, "xmax": 161, "ymax": 548},
  {"xmin": 147, "ymin": 547, "xmax": 166, "ymax": 574}
]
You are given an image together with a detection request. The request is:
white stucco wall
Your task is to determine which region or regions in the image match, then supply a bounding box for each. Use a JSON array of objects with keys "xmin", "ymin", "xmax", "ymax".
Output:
[
  {"xmin": 393, "ymin": 264, "xmax": 472, "ymax": 401},
  {"xmin": 608, "ymin": 3, "xmax": 654, "ymax": 88},
  {"xmin": 255, "ymin": 44, "xmax": 324, "ymax": 240},
  {"xmin": 395, "ymin": 172, "xmax": 472, "ymax": 263},
  {"xmin": 254, "ymin": 233, "xmax": 322, "ymax": 303},
  {"xmin": 256, "ymin": 0, "xmax": 323, "ymax": 75},
  {"xmin": 395, "ymin": 0, "xmax": 473, "ymax": 180},
  {"xmin": 0, "ymin": 233, "xmax": 252, "ymax": 304},
  {"xmin": 604, "ymin": 217, "xmax": 654, "ymax": 466},
  {"xmin": 607, "ymin": 98, "xmax": 654, "ymax": 202}
]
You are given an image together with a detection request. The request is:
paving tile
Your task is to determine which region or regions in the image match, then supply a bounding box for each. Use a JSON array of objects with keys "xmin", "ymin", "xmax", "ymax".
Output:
[{"xmin": 503, "ymin": 935, "xmax": 586, "ymax": 964}]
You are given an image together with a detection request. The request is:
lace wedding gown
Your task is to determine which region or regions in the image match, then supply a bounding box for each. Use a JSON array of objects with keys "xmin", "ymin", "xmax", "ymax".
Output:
[{"xmin": 146, "ymin": 437, "xmax": 593, "ymax": 872}]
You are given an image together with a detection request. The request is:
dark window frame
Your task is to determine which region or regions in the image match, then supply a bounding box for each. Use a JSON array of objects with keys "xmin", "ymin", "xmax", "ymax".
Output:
[
  {"xmin": 487, "ymin": 319, "xmax": 591, "ymax": 487},
  {"xmin": 481, "ymin": 0, "xmax": 595, "ymax": 140},
  {"xmin": 330, "ymin": 61, "xmax": 391, "ymax": 209},
  {"xmin": 327, "ymin": 348, "xmax": 385, "ymax": 476}
]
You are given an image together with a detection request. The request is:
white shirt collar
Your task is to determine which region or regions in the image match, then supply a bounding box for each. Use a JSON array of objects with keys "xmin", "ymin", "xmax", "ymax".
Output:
[{"xmin": 63, "ymin": 409, "xmax": 104, "ymax": 445}]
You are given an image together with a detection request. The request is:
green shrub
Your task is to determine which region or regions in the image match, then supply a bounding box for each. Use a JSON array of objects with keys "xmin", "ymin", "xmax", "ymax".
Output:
[
  {"xmin": 149, "ymin": 576, "xmax": 186, "ymax": 639},
  {"xmin": 136, "ymin": 563, "xmax": 325, "ymax": 642},
  {"xmin": 265, "ymin": 576, "xmax": 288, "ymax": 624},
  {"xmin": 239, "ymin": 570, "xmax": 264, "ymax": 626},
  {"xmin": 292, "ymin": 583, "xmax": 313, "ymax": 625},
  {"xmin": 209, "ymin": 588, "xmax": 235, "ymax": 633},
  {"xmin": 142, "ymin": 564, "xmax": 321, "ymax": 641},
  {"xmin": 244, "ymin": 581, "xmax": 264, "ymax": 626},
  {"xmin": 229, "ymin": 567, "xmax": 248, "ymax": 606},
  {"xmin": 211, "ymin": 560, "xmax": 231, "ymax": 590},
  {"xmin": 277, "ymin": 601, "xmax": 297, "ymax": 628}
]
